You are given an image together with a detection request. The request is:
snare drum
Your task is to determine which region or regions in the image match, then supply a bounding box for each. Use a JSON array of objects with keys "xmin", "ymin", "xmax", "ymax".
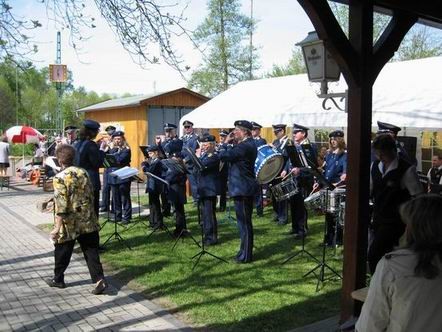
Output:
[
  {"xmin": 254, "ymin": 145, "xmax": 284, "ymax": 184},
  {"xmin": 304, "ymin": 191, "xmax": 323, "ymax": 210},
  {"xmin": 270, "ymin": 177, "xmax": 299, "ymax": 202},
  {"xmin": 321, "ymin": 188, "xmax": 346, "ymax": 213}
]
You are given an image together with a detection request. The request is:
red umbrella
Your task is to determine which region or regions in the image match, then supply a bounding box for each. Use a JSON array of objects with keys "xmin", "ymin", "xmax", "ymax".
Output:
[{"xmin": 5, "ymin": 126, "xmax": 44, "ymax": 144}]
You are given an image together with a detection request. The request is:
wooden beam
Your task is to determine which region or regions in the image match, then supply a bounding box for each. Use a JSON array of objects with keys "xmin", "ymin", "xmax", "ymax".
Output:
[
  {"xmin": 371, "ymin": 12, "xmax": 417, "ymax": 83},
  {"xmin": 340, "ymin": 0, "xmax": 373, "ymax": 323},
  {"xmin": 297, "ymin": 0, "xmax": 359, "ymax": 86}
]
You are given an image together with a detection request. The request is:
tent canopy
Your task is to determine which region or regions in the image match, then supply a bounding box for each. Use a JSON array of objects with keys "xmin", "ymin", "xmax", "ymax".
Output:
[{"xmin": 181, "ymin": 56, "xmax": 442, "ymax": 131}]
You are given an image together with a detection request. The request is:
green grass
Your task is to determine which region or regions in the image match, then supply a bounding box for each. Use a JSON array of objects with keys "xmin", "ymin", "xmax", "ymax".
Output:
[{"xmin": 99, "ymin": 202, "xmax": 343, "ymax": 331}]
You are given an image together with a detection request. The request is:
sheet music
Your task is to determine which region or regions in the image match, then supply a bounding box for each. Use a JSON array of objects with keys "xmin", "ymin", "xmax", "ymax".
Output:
[{"xmin": 110, "ymin": 166, "xmax": 139, "ymax": 180}]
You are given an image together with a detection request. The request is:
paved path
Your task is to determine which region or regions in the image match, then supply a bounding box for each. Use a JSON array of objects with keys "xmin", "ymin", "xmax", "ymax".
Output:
[{"xmin": 0, "ymin": 178, "xmax": 190, "ymax": 331}]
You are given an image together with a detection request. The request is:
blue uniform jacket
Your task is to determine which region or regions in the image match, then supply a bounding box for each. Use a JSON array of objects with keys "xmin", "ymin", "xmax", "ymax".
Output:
[
  {"xmin": 107, "ymin": 147, "xmax": 131, "ymax": 185},
  {"xmin": 253, "ymin": 137, "xmax": 267, "ymax": 148},
  {"xmin": 160, "ymin": 137, "xmax": 183, "ymax": 158},
  {"xmin": 181, "ymin": 133, "xmax": 199, "ymax": 168},
  {"xmin": 73, "ymin": 139, "xmax": 105, "ymax": 191},
  {"xmin": 219, "ymin": 137, "xmax": 258, "ymax": 197},
  {"xmin": 197, "ymin": 152, "xmax": 220, "ymax": 197},
  {"xmin": 324, "ymin": 151, "xmax": 347, "ymax": 183},
  {"xmin": 164, "ymin": 160, "xmax": 187, "ymax": 204},
  {"xmin": 141, "ymin": 158, "xmax": 166, "ymax": 194}
]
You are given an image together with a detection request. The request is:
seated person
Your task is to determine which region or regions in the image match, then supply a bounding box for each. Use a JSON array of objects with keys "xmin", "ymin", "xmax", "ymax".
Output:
[{"xmin": 356, "ymin": 194, "xmax": 442, "ymax": 332}]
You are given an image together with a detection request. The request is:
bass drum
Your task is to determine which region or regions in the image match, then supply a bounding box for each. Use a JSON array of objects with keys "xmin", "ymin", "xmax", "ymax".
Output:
[{"xmin": 254, "ymin": 145, "xmax": 284, "ymax": 184}]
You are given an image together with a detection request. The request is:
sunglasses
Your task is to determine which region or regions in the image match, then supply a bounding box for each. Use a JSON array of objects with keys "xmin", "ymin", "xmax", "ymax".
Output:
[{"xmin": 184, "ymin": 125, "xmax": 191, "ymax": 129}]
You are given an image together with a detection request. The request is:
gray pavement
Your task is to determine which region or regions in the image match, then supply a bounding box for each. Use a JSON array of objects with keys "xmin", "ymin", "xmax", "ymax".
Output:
[{"xmin": 0, "ymin": 177, "xmax": 190, "ymax": 331}]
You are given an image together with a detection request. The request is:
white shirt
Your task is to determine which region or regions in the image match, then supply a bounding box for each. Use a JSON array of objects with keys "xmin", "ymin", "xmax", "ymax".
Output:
[
  {"xmin": 427, "ymin": 165, "xmax": 442, "ymax": 185},
  {"xmin": 356, "ymin": 248, "xmax": 442, "ymax": 332},
  {"xmin": 0, "ymin": 141, "xmax": 10, "ymax": 163}
]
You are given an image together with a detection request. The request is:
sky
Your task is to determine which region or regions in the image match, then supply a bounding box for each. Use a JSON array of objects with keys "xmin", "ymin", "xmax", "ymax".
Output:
[{"xmin": 15, "ymin": 0, "xmax": 314, "ymax": 95}]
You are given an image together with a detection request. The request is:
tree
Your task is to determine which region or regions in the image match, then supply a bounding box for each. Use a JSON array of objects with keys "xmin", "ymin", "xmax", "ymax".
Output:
[
  {"xmin": 267, "ymin": 48, "xmax": 306, "ymax": 77},
  {"xmin": 188, "ymin": 0, "xmax": 259, "ymax": 97},
  {"xmin": 0, "ymin": 0, "xmax": 192, "ymax": 73}
]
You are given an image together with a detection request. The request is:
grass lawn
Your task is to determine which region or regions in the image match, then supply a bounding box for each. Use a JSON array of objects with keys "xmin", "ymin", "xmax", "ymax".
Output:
[{"xmin": 98, "ymin": 200, "xmax": 343, "ymax": 331}]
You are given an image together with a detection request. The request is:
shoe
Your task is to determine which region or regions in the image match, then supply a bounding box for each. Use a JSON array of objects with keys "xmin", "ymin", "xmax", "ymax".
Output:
[
  {"xmin": 293, "ymin": 233, "xmax": 306, "ymax": 240},
  {"xmin": 46, "ymin": 279, "xmax": 66, "ymax": 289},
  {"xmin": 286, "ymin": 229, "xmax": 297, "ymax": 235},
  {"xmin": 99, "ymin": 207, "xmax": 108, "ymax": 213},
  {"xmin": 204, "ymin": 240, "xmax": 218, "ymax": 246},
  {"xmin": 277, "ymin": 220, "xmax": 288, "ymax": 226},
  {"xmin": 91, "ymin": 279, "xmax": 108, "ymax": 295}
]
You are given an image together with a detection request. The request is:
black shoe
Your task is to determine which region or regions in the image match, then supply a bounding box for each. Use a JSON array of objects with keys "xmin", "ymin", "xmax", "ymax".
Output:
[
  {"xmin": 91, "ymin": 279, "xmax": 108, "ymax": 295},
  {"xmin": 99, "ymin": 208, "xmax": 108, "ymax": 213},
  {"xmin": 293, "ymin": 233, "xmax": 306, "ymax": 240},
  {"xmin": 204, "ymin": 240, "xmax": 218, "ymax": 246},
  {"xmin": 277, "ymin": 220, "xmax": 288, "ymax": 225},
  {"xmin": 46, "ymin": 279, "xmax": 66, "ymax": 289}
]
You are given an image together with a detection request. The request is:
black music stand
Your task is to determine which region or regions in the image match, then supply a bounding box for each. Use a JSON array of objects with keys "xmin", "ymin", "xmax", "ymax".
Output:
[
  {"xmin": 303, "ymin": 187, "xmax": 342, "ymax": 292},
  {"xmin": 188, "ymin": 200, "xmax": 228, "ymax": 270},
  {"xmin": 125, "ymin": 176, "xmax": 149, "ymax": 231},
  {"xmin": 101, "ymin": 179, "xmax": 132, "ymax": 250}
]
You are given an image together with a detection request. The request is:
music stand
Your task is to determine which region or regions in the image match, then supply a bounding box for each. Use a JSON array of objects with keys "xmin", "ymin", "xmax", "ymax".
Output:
[
  {"xmin": 101, "ymin": 180, "xmax": 132, "ymax": 251},
  {"xmin": 192, "ymin": 201, "xmax": 228, "ymax": 270},
  {"xmin": 143, "ymin": 171, "xmax": 175, "ymax": 240},
  {"xmin": 282, "ymin": 145, "xmax": 322, "ymax": 265},
  {"xmin": 124, "ymin": 175, "xmax": 149, "ymax": 231}
]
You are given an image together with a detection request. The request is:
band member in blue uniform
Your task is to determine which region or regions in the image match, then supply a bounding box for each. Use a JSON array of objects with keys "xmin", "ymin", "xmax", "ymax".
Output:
[
  {"xmin": 271, "ymin": 124, "xmax": 292, "ymax": 224},
  {"xmin": 105, "ymin": 131, "xmax": 132, "ymax": 224},
  {"xmin": 286, "ymin": 124, "xmax": 315, "ymax": 238},
  {"xmin": 181, "ymin": 120, "xmax": 199, "ymax": 203},
  {"xmin": 217, "ymin": 130, "xmax": 229, "ymax": 212},
  {"xmin": 251, "ymin": 121, "xmax": 267, "ymax": 217},
  {"xmin": 74, "ymin": 119, "xmax": 105, "ymax": 217},
  {"xmin": 376, "ymin": 121, "xmax": 416, "ymax": 165},
  {"xmin": 196, "ymin": 135, "xmax": 220, "ymax": 245},
  {"xmin": 368, "ymin": 134, "xmax": 423, "ymax": 273},
  {"xmin": 219, "ymin": 120, "xmax": 259, "ymax": 263},
  {"xmin": 323, "ymin": 130, "xmax": 347, "ymax": 246},
  {"xmin": 100, "ymin": 125, "xmax": 116, "ymax": 213},
  {"xmin": 141, "ymin": 145, "xmax": 166, "ymax": 228}
]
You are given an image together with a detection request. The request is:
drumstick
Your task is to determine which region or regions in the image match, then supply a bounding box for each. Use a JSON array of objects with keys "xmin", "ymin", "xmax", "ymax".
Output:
[{"xmin": 281, "ymin": 173, "xmax": 292, "ymax": 182}]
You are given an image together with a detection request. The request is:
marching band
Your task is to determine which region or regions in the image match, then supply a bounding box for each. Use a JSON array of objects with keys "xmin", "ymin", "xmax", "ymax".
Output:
[{"xmin": 44, "ymin": 118, "xmax": 428, "ymax": 270}]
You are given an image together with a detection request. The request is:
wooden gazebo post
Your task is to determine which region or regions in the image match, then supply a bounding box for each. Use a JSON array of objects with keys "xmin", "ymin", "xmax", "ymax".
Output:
[{"xmin": 297, "ymin": 0, "xmax": 417, "ymax": 322}]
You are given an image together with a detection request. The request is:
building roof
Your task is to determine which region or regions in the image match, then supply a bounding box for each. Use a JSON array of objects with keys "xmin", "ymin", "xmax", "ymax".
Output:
[
  {"xmin": 76, "ymin": 87, "xmax": 209, "ymax": 113},
  {"xmin": 181, "ymin": 56, "xmax": 442, "ymax": 130}
]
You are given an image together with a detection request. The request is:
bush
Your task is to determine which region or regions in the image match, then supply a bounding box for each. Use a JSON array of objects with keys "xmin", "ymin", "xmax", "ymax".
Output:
[{"xmin": 10, "ymin": 143, "xmax": 35, "ymax": 157}]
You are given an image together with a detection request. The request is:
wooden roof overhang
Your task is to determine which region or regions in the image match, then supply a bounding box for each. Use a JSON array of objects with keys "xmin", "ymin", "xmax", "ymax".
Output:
[{"xmin": 297, "ymin": 0, "xmax": 442, "ymax": 324}]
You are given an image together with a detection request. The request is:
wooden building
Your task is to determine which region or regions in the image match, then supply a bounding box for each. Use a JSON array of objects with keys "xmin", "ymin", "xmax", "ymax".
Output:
[{"xmin": 76, "ymin": 88, "xmax": 209, "ymax": 169}]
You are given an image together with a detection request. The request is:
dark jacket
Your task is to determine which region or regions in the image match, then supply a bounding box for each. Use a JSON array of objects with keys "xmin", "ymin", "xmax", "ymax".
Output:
[
  {"xmin": 253, "ymin": 137, "xmax": 267, "ymax": 148},
  {"xmin": 219, "ymin": 137, "xmax": 258, "ymax": 197},
  {"xmin": 142, "ymin": 158, "xmax": 166, "ymax": 194},
  {"xmin": 164, "ymin": 159, "xmax": 187, "ymax": 204},
  {"xmin": 197, "ymin": 152, "xmax": 220, "ymax": 197},
  {"xmin": 107, "ymin": 146, "xmax": 131, "ymax": 185},
  {"xmin": 324, "ymin": 151, "xmax": 347, "ymax": 184},
  {"xmin": 74, "ymin": 139, "xmax": 105, "ymax": 190}
]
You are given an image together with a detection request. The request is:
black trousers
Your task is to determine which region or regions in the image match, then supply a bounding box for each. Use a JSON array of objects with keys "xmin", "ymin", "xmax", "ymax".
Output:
[
  {"xmin": 234, "ymin": 196, "xmax": 254, "ymax": 263},
  {"xmin": 200, "ymin": 197, "xmax": 218, "ymax": 243},
  {"xmin": 111, "ymin": 181, "xmax": 132, "ymax": 221},
  {"xmin": 367, "ymin": 223, "xmax": 405, "ymax": 274},
  {"xmin": 161, "ymin": 192, "xmax": 171, "ymax": 215},
  {"xmin": 288, "ymin": 193, "xmax": 307, "ymax": 234},
  {"xmin": 174, "ymin": 202, "xmax": 186, "ymax": 232},
  {"xmin": 93, "ymin": 190, "xmax": 100, "ymax": 218},
  {"xmin": 148, "ymin": 192, "xmax": 163, "ymax": 227},
  {"xmin": 53, "ymin": 231, "xmax": 104, "ymax": 283},
  {"xmin": 218, "ymin": 178, "xmax": 227, "ymax": 211},
  {"xmin": 325, "ymin": 213, "xmax": 343, "ymax": 245}
]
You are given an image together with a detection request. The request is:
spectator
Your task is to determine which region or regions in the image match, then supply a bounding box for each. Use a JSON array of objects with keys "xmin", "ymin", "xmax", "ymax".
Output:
[
  {"xmin": 47, "ymin": 144, "xmax": 107, "ymax": 294},
  {"xmin": 0, "ymin": 135, "xmax": 10, "ymax": 176},
  {"xmin": 356, "ymin": 194, "xmax": 442, "ymax": 332}
]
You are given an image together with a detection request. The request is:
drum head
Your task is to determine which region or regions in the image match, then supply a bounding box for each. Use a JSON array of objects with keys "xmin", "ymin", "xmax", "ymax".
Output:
[{"xmin": 257, "ymin": 155, "xmax": 284, "ymax": 184}]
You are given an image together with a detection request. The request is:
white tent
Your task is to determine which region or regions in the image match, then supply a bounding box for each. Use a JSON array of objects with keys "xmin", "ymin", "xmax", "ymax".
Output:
[{"xmin": 181, "ymin": 56, "xmax": 442, "ymax": 131}]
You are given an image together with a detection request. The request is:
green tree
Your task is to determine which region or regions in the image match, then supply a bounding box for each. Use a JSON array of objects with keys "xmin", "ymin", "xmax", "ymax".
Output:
[
  {"xmin": 188, "ymin": 0, "xmax": 260, "ymax": 97},
  {"xmin": 267, "ymin": 48, "xmax": 306, "ymax": 77}
]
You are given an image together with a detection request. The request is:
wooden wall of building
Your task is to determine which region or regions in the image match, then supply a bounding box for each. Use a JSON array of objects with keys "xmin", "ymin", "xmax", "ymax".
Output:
[{"xmin": 85, "ymin": 106, "xmax": 147, "ymax": 171}]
